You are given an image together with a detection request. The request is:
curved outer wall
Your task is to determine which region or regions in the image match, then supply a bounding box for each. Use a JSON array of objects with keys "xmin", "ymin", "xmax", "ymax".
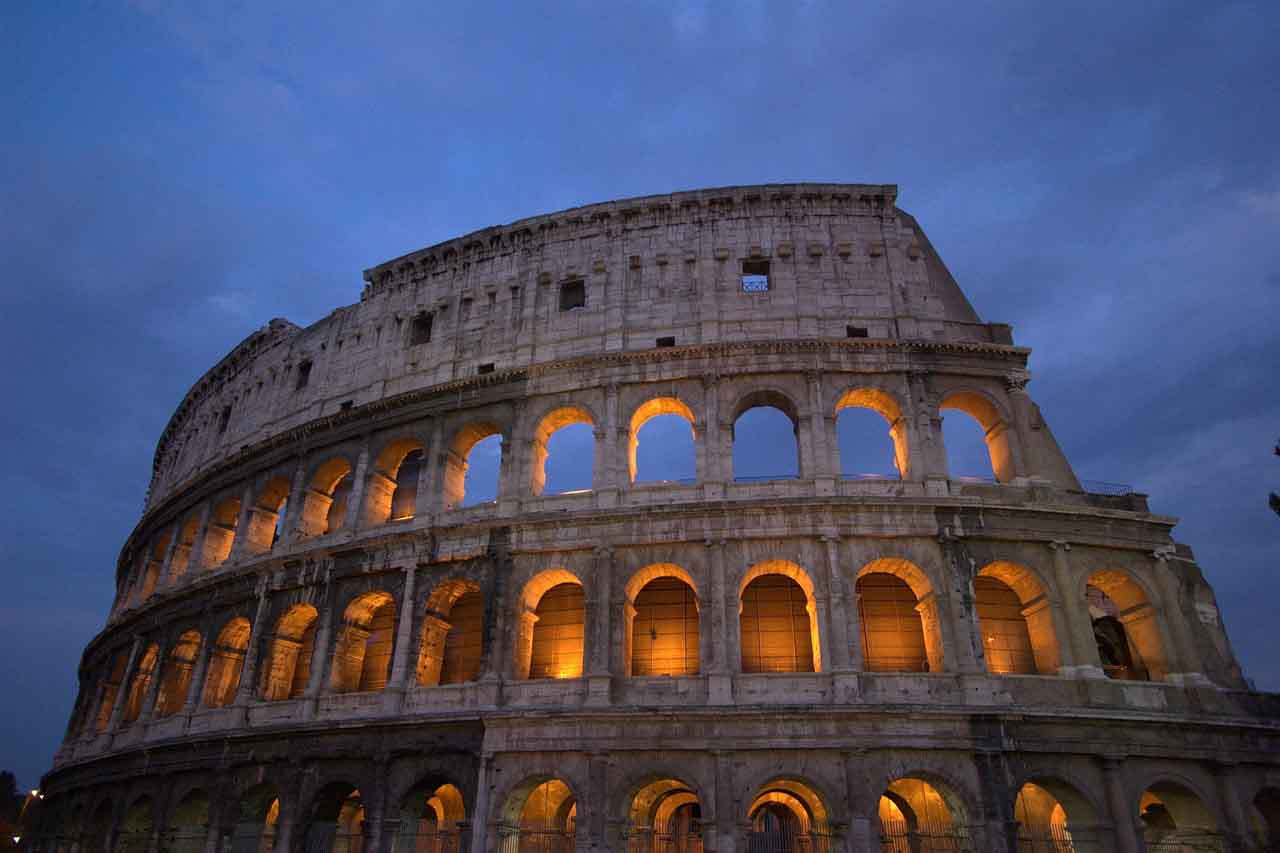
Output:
[{"xmin": 32, "ymin": 184, "xmax": 1280, "ymax": 853}]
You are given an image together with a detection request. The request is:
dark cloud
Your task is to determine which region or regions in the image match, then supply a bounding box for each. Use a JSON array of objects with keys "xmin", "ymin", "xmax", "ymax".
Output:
[{"xmin": 2, "ymin": 0, "xmax": 1277, "ymax": 788}]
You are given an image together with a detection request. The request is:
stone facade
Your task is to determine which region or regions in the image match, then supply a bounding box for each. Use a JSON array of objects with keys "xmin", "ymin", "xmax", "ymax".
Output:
[{"xmin": 31, "ymin": 184, "xmax": 1280, "ymax": 853}]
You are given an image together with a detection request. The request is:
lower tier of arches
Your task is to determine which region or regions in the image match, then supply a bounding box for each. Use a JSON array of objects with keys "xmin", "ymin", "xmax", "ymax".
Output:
[{"xmin": 29, "ymin": 710, "xmax": 1280, "ymax": 853}]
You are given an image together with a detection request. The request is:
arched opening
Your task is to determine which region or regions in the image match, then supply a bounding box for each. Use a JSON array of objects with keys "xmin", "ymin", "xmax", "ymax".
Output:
[
  {"xmin": 514, "ymin": 571, "xmax": 585, "ymax": 681},
  {"xmin": 1014, "ymin": 779, "xmax": 1102, "ymax": 852},
  {"xmin": 732, "ymin": 391, "xmax": 800, "ymax": 482},
  {"xmin": 365, "ymin": 439, "xmax": 425, "ymax": 525},
  {"xmin": 629, "ymin": 397, "xmax": 697, "ymax": 484},
  {"xmin": 136, "ymin": 530, "xmax": 172, "ymax": 604},
  {"xmin": 94, "ymin": 651, "xmax": 128, "ymax": 732},
  {"xmin": 261, "ymin": 604, "xmax": 319, "ymax": 701},
  {"xmin": 1250, "ymin": 786, "xmax": 1280, "ymax": 850},
  {"xmin": 167, "ymin": 514, "xmax": 201, "ymax": 582},
  {"xmin": 394, "ymin": 779, "xmax": 466, "ymax": 851},
  {"xmin": 331, "ymin": 591, "xmax": 397, "ymax": 693},
  {"xmin": 305, "ymin": 782, "xmax": 365, "ymax": 853},
  {"xmin": 300, "ymin": 457, "xmax": 354, "ymax": 538},
  {"xmin": 976, "ymin": 562, "xmax": 1060, "ymax": 676},
  {"xmin": 113, "ymin": 796, "xmax": 154, "ymax": 853},
  {"xmin": 877, "ymin": 777, "xmax": 967, "ymax": 852},
  {"xmin": 1139, "ymin": 780, "xmax": 1223, "ymax": 851},
  {"xmin": 203, "ymin": 496, "xmax": 242, "ymax": 568},
  {"xmin": 417, "ymin": 579, "xmax": 485, "ymax": 687},
  {"xmin": 627, "ymin": 568, "xmax": 700, "ymax": 677},
  {"xmin": 154, "ymin": 630, "xmax": 202, "ymax": 717},
  {"xmin": 856, "ymin": 559, "xmax": 940, "ymax": 673},
  {"xmin": 121, "ymin": 644, "xmax": 159, "ymax": 725},
  {"xmin": 245, "ymin": 476, "xmax": 291, "ymax": 553},
  {"xmin": 86, "ymin": 800, "xmax": 113, "ymax": 853},
  {"xmin": 230, "ymin": 784, "xmax": 279, "ymax": 853},
  {"xmin": 739, "ymin": 562, "xmax": 819, "ymax": 674},
  {"xmin": 835, "ymin": 388, "xmax": 907, "ymax": 480},
  {"xmin": 498, "ymin": 778, "xmax": 577, "ymax": 852},
  {"xmin": 166, "ymin": 788, "xmax": 209, "ymax": 853},
  {"xmin": 626, "ymin": 778, "xmax": 703, "ymax": 852},
  {"xmin": 201, "ymin": 617, "xmax": 251, "ymax": 708},
  {"xmin": 532, "ymin": 406, "xmax": 594, "ymax": 496},
  {"xmin": 1086, "ymin": 570, "xmax": 1167, "ymax": 681},
  {"xmin": 442, "ymin": 422, "xmax": 503, "ymax": 510},
  {"xmin": 939, "ymin": 391, "xmax": 1014, "ymax": 483},
  {"xmin": 746, "ymin": 778, "xmax": 832, "ymax": 852}
]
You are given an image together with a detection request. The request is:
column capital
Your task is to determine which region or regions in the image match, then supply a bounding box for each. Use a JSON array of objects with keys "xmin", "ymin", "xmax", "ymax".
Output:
[{"xmin": 1049, "ymin": 539, "xmax": 1072, "ymax": 552}]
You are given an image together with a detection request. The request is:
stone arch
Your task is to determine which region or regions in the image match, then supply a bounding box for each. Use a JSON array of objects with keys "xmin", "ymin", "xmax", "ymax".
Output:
[
  {"xmin": 261, "ymin": 603, "xmax": 319, "ymax": 701},
  {"xmin": 834, "ymin": 386, "xmax": 909, "ymax": 479},
  {"xmin": 1250, "ymin": 785, "xmax": 1280, "ymax": 849},
  {"xmin": 1013, "ymin": 776, "xmax": 1103, "ymax": 851},
  {"xmin": 1138, "ymin": 777, "xmax": 1223, "ymax": 849},
  {"xmin": 203, "ymin": 495, "xmax": 241, "ymax": 568},
  {"xmin": 167, "ymin": 513, "xmax": 201, "ymax": 582},
  {"xmin": 121, "ymin": 643, "xmax": 159, "ymax": 725},
  {"xmin": 229, "ymin": 782, "xmax": 280, "ymax": 852},
  {"xmin": 393, "ymin": 774, "xmax": 467, "ymax": 849},
  {"xmin": 299, "ymin": 456, "xmax": 354, "ymax": 537},
  {"xmin": 365, "ymin": 436, "xmax": 426, "ymax": 525},
  {"xmin": 625, "ymin": 564, "xmax": 701, "ymax": 677},
  {"xmin": 442, "ymin": 420, "xmax": 504, "ymax": 510},
  {"xmin": 94, "ymin": 650, "xmax": 129, "ymax": 733},
  {"xmin": 738, "ymin": 560, "xmax": 820, "ymax": 673},
  {"xmin": 876, "ymin": 772, "xmax": 972, "ymax": 850},
  {"xmin": 745, "ymin": 776, "xmax": 834, "ymax": 847},
  {"xmin": 627, "ymin": 396, "xmax": 697, "ymax": 483},
  {"xmin": 201, "ymin": 616, "xmax": 251, "ymax": 708},
  {"xmin": 330, "ymin": 590, "xmax": 397, "ymax": 693},
  {"xmin": 513, "ymin": 569, "xmax": 586, "ymax": 681},
  {"xmin": 623, "ymin": 774, "xmax": 706, "ymax": 847},
  {"xmin": 730, "ymin": 387, "xmax": 801, "ymax": 481},
  {"xmin": 85, "ymin": 798, "xmax": 114, "ymax": 853},
  {"xmin": 165, "ymin": 787, "xmax": 210, "ymax": 848},
  {"xmin": 939, "ymin": 388, "xmax": 1016, "ymax": 483},
  {"xmin": 498, "ymin": 775, "xmax": 580, "ymax": 845},
  {"xmin": 303, "ymin": 780, "xmax": 365, "ymax": 852},
  {"xmin": 244, "ymin": 475, "xmax": 291, "ymax": 554},
  {"xmin": 154, "ymin": 629, "xmax": 202, "ymax": 717},
  {"xmin": 1086, "ymin": 568, "xmax": 1169, "ymax": 681},
  {"xmin": 135, "ymin": 529, "xmax": 172, "ymax": 604},
  {"xmin": 976, "ymin": 561, "xmax": 1061, "ymax": 675},
  {"xmin": 531, "ymin": 404, "xmax": 596, "ymax": 496},
  {"xmin": 417, "ymin": 578, "xmax": 484, "ymax": 686},
  {"xmin": 114, "ymin": 794, "xmax": 155, "ymax": 853},
  {"xmin": 856, "ymin": 558, "xmax": 942, "ymax": 673}
]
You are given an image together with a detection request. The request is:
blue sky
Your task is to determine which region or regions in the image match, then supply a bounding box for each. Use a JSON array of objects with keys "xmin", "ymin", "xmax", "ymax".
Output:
[{"xmin": 2, "ymin": 1, "xmax": 1278, "ymax": 788}]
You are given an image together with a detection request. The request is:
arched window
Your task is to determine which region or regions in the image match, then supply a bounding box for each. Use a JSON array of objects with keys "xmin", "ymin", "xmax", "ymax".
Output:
[
  {"xmin": 122, "ymin": 644, "xmax": 159, "ymax": 725},
  {"xmin": 167, "ymin": 514, "xmax": 201, "ymax": 582},
  {"xmin": 395, "ymin": 779, "xmax": 466, "ymax": 851},
  {"xmin": 364, "ymin": 439, "xmax": 425, "ymax": 525},
  {"xmin": 732, "ymin": 391, "xmax": 800, "ymax": 481},
  {"xmin": 857, "ymin": 571, "xmax": 929, "ymax": 672},
  {"xmin": 1252, "ymin": 787, "xmax": 1280, "ymax": 850},
  {"xmin": 261, "ymin": 604, "xmax": 318, "ymax": 701},
  {"xmin": 513, "ymin": 571, "xmax": 585, "ymax": 680},
  {"xmin": 135, "ymin": 529, "xmax": 172, "ymax": 604},
  {"xmin": 940, "ymin": 391, "xmax": 1014, "ymax": 483},
  {"xmin": 878, "ymin": 777, "xmax": 969, "ymax": 851},
  {"xmin": 331, "ymin": 591, "xmax": 397, "ymax": 693},
  {"xmin": 94, "ymin": 651, "xmax": 128, "ymax": 732},
  {"xmin": 299, "ymin": 457, "xmax": 353, "ymax": 538},
  {"xmin": 976, "ymin": 562, "xmax": 1061, "ymax": 675},
  {"xmin": 166, "ymin": 789, "xmax": 210, "ymax": 851},
  {"xmin": 245, "ymin": 477, "xmax": 290, "ymax": 554},
  {"xmin": 116, "ymin": 796, "xmax": 155, "ymax": 853},
  {"xmin": 417, "ymin": 579, "xmax": 484, "ymax": 686},
  {"xmin": 1086, "ymin": 570, "xmax": 1168, "ymax": 681},
  {"xmin": 232, "ymin": 784, "xmax": 279, "ymax": 853},
  {"xmin": 154, "ymin": 630, "xmax": 202, "ymax": 717},
  {"xmin": 745, "ymin": 778, "xmax": 831, "ymax": 852},
  {"xmin": 1139, "ymin": 781, "xmax": 1223, "ymax": 850},
  {"xmin": 442, "ymin": 422, "xmax": 503, "ymax": 509},
  {"xmin": 626, "ymin": 778, "xmax": 702, "ymax": 851},
  {"xmin": 203, "ymin": 496, "xmax": 242, "ymax": 567},
  {"xmin": 1014, "ymin": 779, "xmax": 1101, "ymax": 852},
  {"xmin": 834, "ymin": 388, "xmax": 907, "ymax": 480},
  {"xmin": 503, "ymin": 779, "xmax": 577, "ymax": 846},
  {"xmin": 305, "ymin": 783, "xmax": 364, "ymax": 852},
  {"xmin": 201, "ymin": 617, "xmax": 250, "ymax": 708},
  {"xmin": 630, "ymin": 574, "xmax": 700, "ymax": 677},
  {"xmin": 739, "ymin": 565, "xmax": 817, "ymax": 673},
  {"xmin": 532, "ymin": 406, "xmax": 594, "ymax": 496},
  {"xmin": 629, "ymin": 397, "xmax": 696, "ymax": 484}
]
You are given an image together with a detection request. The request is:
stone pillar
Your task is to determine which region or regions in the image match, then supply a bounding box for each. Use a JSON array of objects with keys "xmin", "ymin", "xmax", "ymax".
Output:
[
  {"xmin": 1100, "ymin": 758, "xmax": 1141, "ymax": 853},
  {"xmin": 706, "ymin": 539, "xmax": 733, "ymax": 704},
  {"xmin": 303, "ymin": 590, "xmax": 337, "ymax": 717},
  {"xmin": 597, "ymin": 383, "xmax": 622, "ymax": 505},
  {"xmin": 105, "ymin": 637, "xmax": 144, "ymax": 734},
  {"xmin": 842, "ymin": 751, "xmax": 873, "ymax": 853},
  {"xmin": 914, "ymin": 593, "xmax": 948, "ymax": 674},
  {"xmin": 701, "ymin": 375, "xmax": 725, "ymax": 499},
  {"xmin": 468, "ymin": 752, "xmax": 493, "ymax": 853},
  {"xmin": 227, "ymin": 483, "xmax": 257, "ymax": 562},
  {"xmin": 1152, "ymin": 549, "xmax": 1210, "ymax": 686},
  {"xmin": 157, "ymin": 526, "xmax": 183, "ymax": 590},
  {"xmin": 279, "ymin": 458, "xmax": 310, "ymax": 545},
  {"xmin": 905, "ymin": 371, "xmax": 949, "ymax": 493},
  {"xmin": 822, "ymin": 535, "xmax": 853, "ymax": 672},
  {"xmin": 363, "ymin": 754, "xmax": 389, "ymax": 853},
  {"xmin": 386, "ymin": 565, "xmax": 419, "ymax": 707},
  {"xmin": 809, "ymin": 595, "xmax": 833, "ymax": 674},
  {"xmin": 181, "ymin": 504, "xmax": 213, "ymax": 577},
  {"xmin": 415, "ymin": 615, "xmax": 451, "ymax": 687},
  {"xmin": 714, "ymin": 751, "xmax": 737, "ymax": 853},
  {"xmin": 588, "ymin": 753, "xmax": 609, "ymax": 849},
  {"xmin": 234, "ymin": 584, "xmax": 271, "ymax": 712},
  {"xmin": 182, "ymin": 632, "xmax": 213, "ymax": 714},
  {"xmin": 496, "ymin": 404, "xmax": 524, "ymax": 514},
  {"xmin": 343, "ymin": 442, "xmax": 372, "ymax": 532},
  {"xmin": 806, "ymin": 370, "xmax": 836, "ymax": 493},
  {"xmin": 1049, "ymin": 541, "xmax": 1105, "ymax": 678},
  {"xmin": 588, "ymin": 547, "xmax": 612, "ymax": 677},
  {"xmin": 1210, "ymin": 762, "xmax": 1251, "ymax": 852},
  {"xmin": 135, "ymin": 640, "xmax": 168, "ymax": 727},
  {"xmin": 416, "ymin": 418, "xmax": 443, "ymax": 517}
]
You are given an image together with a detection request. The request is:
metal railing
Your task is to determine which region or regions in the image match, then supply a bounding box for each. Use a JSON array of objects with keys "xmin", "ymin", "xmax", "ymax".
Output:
[
  {"xmin": 496, "ymin": 825, "xmax": 577, "ymax": 853},
  {"xmin": 879, "ymin": 818, "xmax": 972, "ymax": 852},
  {"xmin": 1143, "ymin": 831, "xmax": 1228, "ymax": 853},
  {"xmin": 393, "ymin": 827, "xmax": 464, "ymax": 853},
  {"xmin": 734, "ymin": 473, "xmax": 800, "ymax": 483},
  {"xmin": 625, "ymin": 827, "xmax": 705, "ymax": 853},
  {"xmin": 745, "ymin": 825, "xmax": 834, "ymax": 853},
  {"xmin": 1016, "ymin": 825, "xmax": 1105, "ymax": 852}
]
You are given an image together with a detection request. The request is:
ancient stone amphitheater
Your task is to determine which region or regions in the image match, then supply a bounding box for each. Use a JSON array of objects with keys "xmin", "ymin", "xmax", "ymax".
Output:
[{"xmin": 32, "ymin": 184, "xmax": 1280, "ymax": 853}]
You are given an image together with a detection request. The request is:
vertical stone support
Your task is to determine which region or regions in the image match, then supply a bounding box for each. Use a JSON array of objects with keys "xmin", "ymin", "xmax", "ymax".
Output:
[
  {"xmin": 344, "ymin": 441, "xmax": 372, "ymax": 531},
  {"xmin": 1210, "ymin": 762, "xmax": 1251, "ymax": 851},
  {"xmin": 498, "ymin": 402, "xmax": 527, "ymax": 512},
  {"xmin": 714, "ymin": 751, "xmax": 737, "ymax": 853},
  {"xmin": 804, "ymin": 370, "xmax": 835, "ymax": 491},
  {"xmin": 181, "ymin": 632, "xmax": 212, "ymax": 714},
  {"xmin": 1100, "ymin": 758, "xmax": 1141, "ymax": 853},
  {"xmin": 279, "ymin": 458, "xmax": 310, "ymax": 545},
  {"xmin": 183, "ymin": 504, "xmax": 213, "ymax": 575},
  {"xmin": 588, "ymin": 753, "xmax": 610, "ymax": 849},
  {"xmin": 386, "ymin": 565, "xmax": 418, "ymax": 704},
  {"xmin": 822, "ymin": 535, "xmax": 853, "ymax": 672},
  {"xmin": 914, "ymin": 593, "xmax": 948, "ymax": 674},
  {"xmin": 706, "ymin": 538, "xmax": 733, "ymax": 704},
  {"xmin": 808, "ymin": 594, "xmax": 833, "ymax": 674},
  {"xmin": 905, "ymin": 370, "xmax": 949, "ymax": 492},
  {"xmin": 364, "ymin": 754, "xmax": 389, "ymax": 853},
  {"xmin": 587, "ymin": 546, "xmax": 613, "ymax": 705},
  {"xmin": 1003, "ymin": 376, "xmax": 1045, "ymax": 483},
  {"xmin": 1151, "ymin": 550, "xmax": 1209, "ymax": 685},
  {"xmin": 415, "ymin": 615, "xmax": 450, "ymax": 687},
  {"xmin": 233, "ymin": 583, "xmax": 271, "ymax": 714},
  {"xmin": 156, "ymin": 527, "xmax": 183, "ymax": 590},
  {"xmin": 136, "ymin": 639, "xmax": 168, "ymax": 727},
  {"xmin": 304, "ymin": 587, "xmax": 337, "ymax": 717},
  {"xmin": 701, "ymin": 375, "xmax": 726, "ymax": 498},
  {"xmin": 1049, "ymin": 541, "xmax": 1105, "ymax": 678},
  {"xmin": 227, "ymin": 483, "xmax": 256, "ymax": 562},
  {"xmin": 597, "ymin": 383, "xmax": 622, "ymax": 505},
  {"xmin": 469, "ymin": 752, "xmax": 493, "ymax": 853},
  {"xmin": 416, "ymin": 418, "xmax": 443, "ymax": 517},
  {"xmin": 842, "ymin": 751, "xmax": 873, "ymax": 853},
  {"xmin": 105, "ymin": 636, "xmax": 143, "ymax": 735}
]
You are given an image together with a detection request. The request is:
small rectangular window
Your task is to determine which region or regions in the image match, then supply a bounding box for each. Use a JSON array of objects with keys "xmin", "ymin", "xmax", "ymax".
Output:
[
  {"xmin": 410, "ymin": 312, "xmax": 434, "ymax": 345},
  {"xmin": 295, "ymin": 360, "xmax": 312, "ymax": 390},
  {"xmin": 478, "ymin": 363, "xmax": 495, "ymax": 375},
  {"xmin": 217, "ymin": 405, "xmax": 232, "ymax": 434},
  {"xmin": 656, "ymin": 336, "xmax": 676, "ymax": 348},
  {"xmin": 340, "ymin": 400, "xmax": 353, "ymax": 411},
  {"xmin": 559, "ymin": 279, "xmax": 586, "ymax": 311},
  {"xmin": 742, "ymin": 259, "xmax": 770, "ymax": 292},
  {"xmin": 847, "ymin": 326, "xmax": 868, "ymax": 338}
]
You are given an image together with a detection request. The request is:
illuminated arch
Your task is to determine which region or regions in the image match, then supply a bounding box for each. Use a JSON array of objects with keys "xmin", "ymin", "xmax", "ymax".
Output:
[
  {"xmin": 231, "ymin": 783, "xmax": 280, "ymax": 852},
  {"xmin": 745, "ymin": 777, "xmax": 832, "ymax": 846},
  {"xmin": 417, "ymin": 578, "xmax": 484, "ymax": 686},
  {"xmin": 93, "ymin": 650, "xmax": 129, "ymax": 732},
  {"xmin": 365, "ymin": 437, "xmax": 426, "ymax": 524},
  {"xmin": 976, "ymin": 561, "xmax": 1060, "ymax": 675},
  {"xmin": 1014, "ymin": 777, "xmax": 1102, "ymax": 851},
  {"xmin": 513, "ymin": 569, "xmax": 585, "ymax": 680},
  {"xmin": 877, "ymin": 774, "xmax": 971, "ymax": 850},
  {"xmin": 627, "ymin": 396, "xmax": 697, "ymax": 483},
  {"xmin": 442, "ymin": 420, "xmax": 504, "ymax": 509},
  {"xmin": 625, "ymin": 776, "xmax": 704, "ymax": 846},
  {"xmin": 855, "ymin": 558, "xmax": 942, "ymax": 673},
  {"xmin": 834, "ymin": 386, "xmax": 909, "ymax": 479},
  {"xmin": 1138, "ymin": 778, "xmax": 1223, "ymax": 849},
  {"xmin": 305, "ymin": 781, "xmax": 365, "ymax": 849},
  {"xmin": 203, "ymin": 495, "xmax": 242, "ymax": 568},
  {"xmin": 121, "ymin": 643, "xmax": 159, "ymax": 725},
  {"xmin": 395, "ymin": 776, "xmax": 466, "ymax": 849},
  {"xmin": 167, "ymin": 513, "xmax": 201, "ymax": 582},
  {"xmin": 165, "ymin": 787, "xmax": 210, "ymax": 848},
  {"xmin": 115, "ymin": 795, "xmax": 155, "ymax": 853},
  {"xmin": 1086, "ymin": 569, "xmax": 1169, "ymax": 681},
  {"xmin": 201, "ymin": 617, "xmax": 251, "ymax": 708},
  {"xmin": 154, "ymin": 629, "xmax": 202, "ymax": 717},
  {"xmin": 940, "ymin": 389, "xmax": 1016, "ymax": 483},
  {"xmin": 531, "ymin": 405, "xmax": 595, "ymax": 496},
  {"xmin": 739, "ymin": 560, "xmax": 820, "ymax": 673},
  {"xmin": 299, "ymin": 456, "xmax": 354, "ymax": 537},
  {"xmin": 260, "ymin": 603, "xmax": 319, "ymax": 701},
  {"xmin": 731, "ymin": 388, "xmax": 801, "ymax": 482},
  {"xmin": 244, "ymin": 476, "xmax": 291, "ymax": 554},
  {"xmin": 331, "ymin": 591, "xmax": 397, "ymax": 693},
  {"xmin": 624, "ymin": 564, "xmax": 701, "ymax": 677}
]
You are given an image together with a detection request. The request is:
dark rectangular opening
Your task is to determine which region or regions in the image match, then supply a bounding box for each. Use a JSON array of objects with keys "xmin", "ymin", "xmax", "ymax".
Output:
[
  {"xmin": 741, "ymin": 259, "xmax": 770, "ymax": 292},
  {"xmin": 559, "ymin": 279, "xmax": 586, "ymax": 311},
  {"xmin": 410, "ymin": 311, "xmax": 434, "ymax": 345},
  {"xmin": 846, "ymin": 326, "xmax": 868, "ymax": 338},
  {"xmin": 656, "ymin": 336, "xmax": 676, "ymax": 348},
  {"xmin": 217, "ymin": 405, "xmax": 232, "ymax": 434},
  {"xmin": 340, "ymin": 400, "xmax": 353, "ymax": 411},
  {"xmin": 295, "ymin": 360, "xmax": 312, "ymax": 390},
  {"xmin": 478, "ymin": 363, "xmax": 495, "ymax": 375}
]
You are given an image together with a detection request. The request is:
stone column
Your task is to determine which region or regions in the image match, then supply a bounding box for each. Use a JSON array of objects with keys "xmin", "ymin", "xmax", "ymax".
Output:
[
  {"xmin": 914, "ymin": 593, "xmax": 948, "ymax": 674},
  {"xmin": 1210, "ymin": 762, "xmax": 1251, "ymax": 852},
  {"xmin": 905, "ymin": 371, "xmax": 949, "ymax": 493},
  {"xmin": 279, "ymin": 458, "xmax": 310, "ymax": 545},
  {"xmin": 701, "ymin": 375, "xmax": 725, "ymax": 499},
  {"xmin": 842, "ymin": 751, "xmax": 873, "ymax": 853},
  {"xmin": 303, "ymin": 589, "xmax": 337, "ymax": 718},
  {"xmin": 596, "ymin": 383, "xmax": 622, "ymax": 507},
  {"xmin": 805, "ymin": 370, "xmax": 835, "ymax": 493},
  {"xmin": 416, "ymin": 418, "xmax": 443, "ymax": 517},
  {"xmin": 135, "ymin": 640, "xmax": 168, "ymax": 727},
  {"xmin": 1151, "ymin": 549, "xmax": 1210, "ymax": 686},
  {"xmin": 105, "ymin": 637, "xmax": 144, "ymax": 735},
  {"xmin": 714, "ymin": 751, "xmax": 737, "ymax": 853},
  {"xmin": 822, "ymin": 536, "xmax": 853, "ymax": 671},
  {"xmin": 386, "ymin": 565, "xmax": 419, "ymax": 708},
  {"xmin": 181, "ymin": 632, "xmax": 213, "ymax": 715},
  {"xmin": 227, "ymin": 483, "xmax": 257, "ymax": 562},
  {"xmin": 1049, "ymin": 541, "xmax": 1105, "ymax": 678},
  {"xmin": 469, "ymin": 752, "xmax": 493, "ymax": 853},
  {"xmin": 156, "ymin": 526, "xmax": 183, "ymax": 590},
  {"xmin": 343, "ymin": 441, "xmax": 372, "ymax": 532},
  {"xmin": 415, "ymin": 615, "xmax": 451, "ymax": 687},
  {"xmin": 1100, "ymin": 758, "xmax": 1141, "ymax": 853},
  {"xmin": 233, "ymin": 584, "xmax": 272, "ymax": 713},
  {"xmin": 706, "ymin": 539, "xmax": 733, "ymax": 704},
  {"xmin": 809, "ymin": 595, "xmax": 833, "ymax": 674}
]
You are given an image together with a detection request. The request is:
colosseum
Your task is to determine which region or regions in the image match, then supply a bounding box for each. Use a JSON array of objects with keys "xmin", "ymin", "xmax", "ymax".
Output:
[{"xmin": 30, "ymin": 183, "xmax": 1280, "ymax": 853}]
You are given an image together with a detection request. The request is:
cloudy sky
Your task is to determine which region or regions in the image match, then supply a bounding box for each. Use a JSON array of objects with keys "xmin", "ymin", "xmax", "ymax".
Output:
[{"xmin": 2, "ymin": 1, "xmax": 1277, "ymax": 788}]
